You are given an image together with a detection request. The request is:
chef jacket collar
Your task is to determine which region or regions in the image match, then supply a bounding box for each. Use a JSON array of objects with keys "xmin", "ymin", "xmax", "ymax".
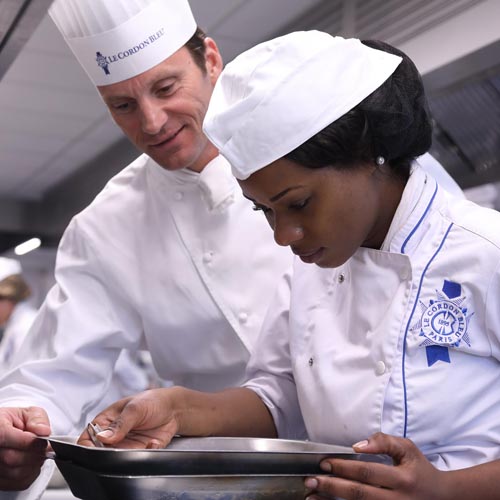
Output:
[
  {"xmin": 381, "ymin": 165, "xmax": 439, "ymax": 255},
  {"xmin": 148, "ymin": 155, "xmax": 235, "ymax": 211},
  {"xmin": 197, "ymin": 156, "xmax": 236, "ymax": 211}
]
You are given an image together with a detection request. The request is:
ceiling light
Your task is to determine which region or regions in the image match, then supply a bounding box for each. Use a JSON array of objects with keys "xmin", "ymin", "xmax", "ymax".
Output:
[{"xmin": 14, "ymin": 238, "xmax": 41, "ymax": 256}]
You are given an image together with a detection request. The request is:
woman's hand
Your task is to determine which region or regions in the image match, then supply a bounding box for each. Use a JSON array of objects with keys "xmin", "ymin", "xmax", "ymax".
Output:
[
  {"xmin": 78, "ymin": 386, "xmax": 276, "ymax": 449},
  {"xmin": 78, "ymin": 388, "xmax": 183, "ymax": 449},
  {"xmin": 304, "ymin": 432, "xmax": 446, "ymax": 500}
]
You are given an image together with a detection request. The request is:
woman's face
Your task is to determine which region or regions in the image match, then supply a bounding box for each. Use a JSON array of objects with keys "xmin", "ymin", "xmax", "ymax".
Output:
[{"xmin": 239, "ymin": 158, "xmax": 404, "ymax": 268}]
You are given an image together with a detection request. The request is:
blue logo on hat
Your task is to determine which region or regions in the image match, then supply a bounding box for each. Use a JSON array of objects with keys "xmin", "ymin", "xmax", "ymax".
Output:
[
  {"xmin": 411, "ymin": 280, "xmax": 473, "ymax": 366},
  {"xmin": 96, "ymin": 52, "xmax": 110, "ymax": 75},
  {"xmin": 94, "ymin": 28, "xmax": 166, "ymax": 77}
]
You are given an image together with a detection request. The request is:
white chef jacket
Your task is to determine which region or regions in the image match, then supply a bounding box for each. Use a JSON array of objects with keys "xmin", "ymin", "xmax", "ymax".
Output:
[
  {"xmin": 0, "ymin": 154, "xmax": 292, "ymax": 435},
  {"xmin": 0, "ymin": 302, "xmax": 37, "ymax": 372},
  {"xmin": 1, "ymin": 311, "xmax": 148, "ymax": 414},
  {"xmin": 245, "ymin": 166, "xmax": 500, "ymax": 471}
]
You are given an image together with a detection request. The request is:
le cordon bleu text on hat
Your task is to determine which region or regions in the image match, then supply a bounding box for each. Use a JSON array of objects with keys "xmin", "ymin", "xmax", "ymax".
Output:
[
  {"xmin": 49, "ymin": 0, "xmax": 197, "ymax": 86},
  {"xmin": 203, "ymin": 30, "xmax": 402, "ymax": 180}
]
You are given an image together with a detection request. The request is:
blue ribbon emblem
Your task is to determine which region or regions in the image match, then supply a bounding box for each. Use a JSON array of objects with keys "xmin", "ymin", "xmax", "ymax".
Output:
[{"xmin": 415, "ymin": 280, "xmax": 472, "ymax": 367}]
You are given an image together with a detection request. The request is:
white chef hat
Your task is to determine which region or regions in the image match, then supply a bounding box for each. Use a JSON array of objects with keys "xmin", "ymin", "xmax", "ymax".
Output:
[
  {"xmin": 0, "ymin": 258, "xmax": 21, "ymax": 282},
  {"xmin": 49, "ymin": 0, "xmax": 197, "ymax": 86},
  {"xmin": 203, "ymin": 31, "xmax": 402, "ymax": 180}
]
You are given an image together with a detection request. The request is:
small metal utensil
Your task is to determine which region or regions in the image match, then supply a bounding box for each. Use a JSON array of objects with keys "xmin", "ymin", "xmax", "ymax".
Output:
[{"xmin": 87, "ymin": 422, "xmax": 106, "ymax": 448}]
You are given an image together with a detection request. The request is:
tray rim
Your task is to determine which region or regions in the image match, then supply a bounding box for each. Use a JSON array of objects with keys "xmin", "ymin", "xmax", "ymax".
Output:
[
  {"xmin": 40, "ymin": 435, "xmax": 358, "ymax": 455},
  {"xmin": 42, "ymin": 435, "xmax": 393, "ymax": 475}
]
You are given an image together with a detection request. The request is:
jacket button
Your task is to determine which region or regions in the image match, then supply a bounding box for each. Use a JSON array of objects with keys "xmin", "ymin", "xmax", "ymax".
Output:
[
  {"xmin": 375, "ymin": 361, "xmax": 386, "ymax": 375},
  {"xmin": 399, "ymin": 268, "xmax": 410, "ymax": 280},
  {"xmin": 174, "ymin": 191, "xmax": 184, "ymax": 201},
  {"xmin": 238, "ymin": 312, "xmax": 248, "ymax": 324},
  {"xmin": 308, "ymin": 358, "xmax": 314, "ymax": 367},
  {"xmin": 338, "ymin": 273, "xmax": 345, "ymax": 284},
  {"xmin": 203, "ymin": 252, "xmax": 213, "ymax": 263}
]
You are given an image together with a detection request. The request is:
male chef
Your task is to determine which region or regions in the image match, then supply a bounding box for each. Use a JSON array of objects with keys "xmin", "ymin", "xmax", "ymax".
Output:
[{"xmin": 0, "ymin": 0, "xmax": 292, "ymax": 496}]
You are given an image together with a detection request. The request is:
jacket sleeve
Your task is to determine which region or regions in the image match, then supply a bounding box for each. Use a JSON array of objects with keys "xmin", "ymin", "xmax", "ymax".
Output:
[
  {"xmin": 0, "ymin": 217, "xmax": 144, "ymax": 434},
  {"xmin": 484, "ymin": 257, "xmax": 500, "ymax": 360},
  {"xmin": 242, "ymin": 265, "xmax": 308, "ymax": 440}
]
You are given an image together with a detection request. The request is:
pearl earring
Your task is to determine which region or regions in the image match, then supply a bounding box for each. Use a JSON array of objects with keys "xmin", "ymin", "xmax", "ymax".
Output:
[{"xmin": 375, "ymin": 156, "xmax": 385, "ymax": 166}]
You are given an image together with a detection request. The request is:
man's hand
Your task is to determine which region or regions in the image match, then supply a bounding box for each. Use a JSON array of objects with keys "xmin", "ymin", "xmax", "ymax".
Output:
[
  {"xmin": 0, "ymin": 407, "xmax": 51, "ymax": 491},
  {"xmin": 304, "ymin": 432, "xmax": 446, "ymax": 500}
]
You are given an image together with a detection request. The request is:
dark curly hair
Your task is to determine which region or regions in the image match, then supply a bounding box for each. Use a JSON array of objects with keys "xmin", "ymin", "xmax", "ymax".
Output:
[{"xmin": 285, "ymin": 40, "xmax": 432, "ymax": 180}]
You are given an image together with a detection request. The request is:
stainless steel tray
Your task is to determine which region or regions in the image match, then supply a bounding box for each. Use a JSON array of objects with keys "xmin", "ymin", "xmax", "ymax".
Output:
[
  {"xmin": 55, "ymin": 459, "xmax": 311, "ymax": 500},
  {"xmin": 43, "ymin": 436, "xmax": 391, "ymax": 475}
]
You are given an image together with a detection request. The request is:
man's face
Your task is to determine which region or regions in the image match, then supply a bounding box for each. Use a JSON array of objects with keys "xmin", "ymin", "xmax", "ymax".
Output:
[{"xmin": 98, "ymin": 38, "xmax": 222, "ymax": 172}]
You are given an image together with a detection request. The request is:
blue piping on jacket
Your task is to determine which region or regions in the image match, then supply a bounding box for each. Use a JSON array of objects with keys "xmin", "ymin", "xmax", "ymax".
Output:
[{"xmin": 401, "ymin": 221, "xmax": 454, "ymax": 436}]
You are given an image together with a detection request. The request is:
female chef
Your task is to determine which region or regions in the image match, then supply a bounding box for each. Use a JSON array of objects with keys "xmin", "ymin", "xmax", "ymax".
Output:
[{"xmin": 85, "ymin": 32, "xmax": 500, "ymax": 499}]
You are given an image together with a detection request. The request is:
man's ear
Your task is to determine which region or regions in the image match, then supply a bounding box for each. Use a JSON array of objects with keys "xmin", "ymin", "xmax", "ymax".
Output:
[{"xmin": 204, "ymin": 37, "xmax": 223, "ymax": 84}]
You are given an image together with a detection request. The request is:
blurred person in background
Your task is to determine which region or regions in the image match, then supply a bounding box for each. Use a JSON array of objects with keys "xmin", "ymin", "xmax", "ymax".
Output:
[{"xmin": 0, "ymin": 258, "xmax": 37, "ymax": 372}]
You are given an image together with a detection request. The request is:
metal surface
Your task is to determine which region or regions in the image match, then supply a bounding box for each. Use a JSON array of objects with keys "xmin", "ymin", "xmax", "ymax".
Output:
[
  {"xmin": 42, "ymin": 436, "xmax": 391, "ymax": 476},
  {"xmin": 55, "ymin": 459, "xmax": 312, "ymax": 500}
]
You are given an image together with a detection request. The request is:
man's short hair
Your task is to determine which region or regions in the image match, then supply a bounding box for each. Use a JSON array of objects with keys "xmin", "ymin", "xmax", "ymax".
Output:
[{"xmin": 186, "ymin": 27, "xmax": 208, "ymax": 74}]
